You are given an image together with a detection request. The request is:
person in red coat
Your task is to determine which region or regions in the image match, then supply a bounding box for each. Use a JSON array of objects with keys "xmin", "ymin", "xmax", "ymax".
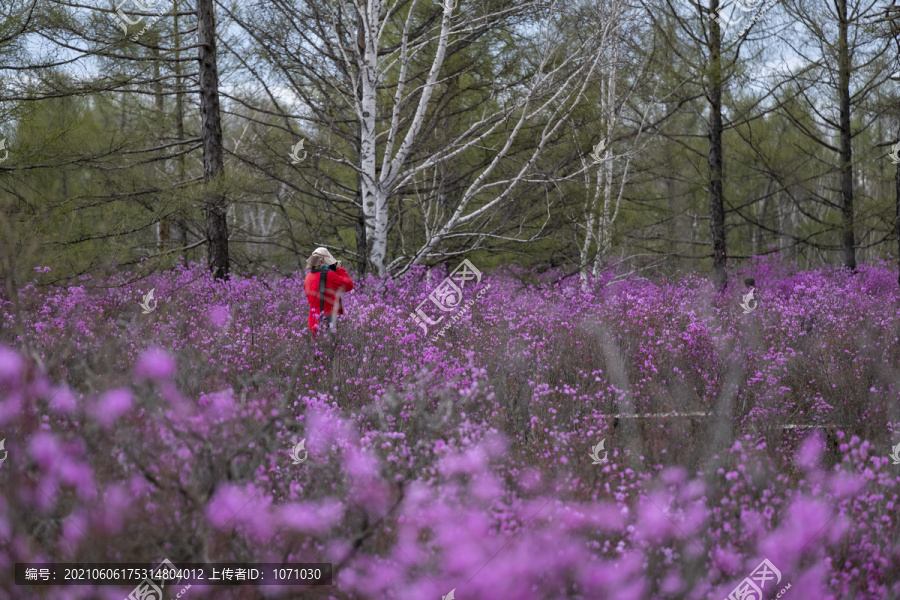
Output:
[{"xmin": 303, "ymin": 247, "xmax": 354, "ymax": 340}]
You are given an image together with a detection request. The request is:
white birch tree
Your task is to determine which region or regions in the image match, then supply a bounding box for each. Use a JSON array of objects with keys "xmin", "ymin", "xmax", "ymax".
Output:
[
  {"xmin": 574, "ymin": 0, "xmax": 656, "ymax": 282},
  {"xmin": 225, "ymin": 0, "xmax": 612, "ymax": 275}
]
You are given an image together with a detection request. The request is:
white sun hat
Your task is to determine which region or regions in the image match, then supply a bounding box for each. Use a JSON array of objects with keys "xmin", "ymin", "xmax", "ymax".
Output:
[{"xmin": 312, "ymin": 247, "xmax": 338, "ymax": 266}]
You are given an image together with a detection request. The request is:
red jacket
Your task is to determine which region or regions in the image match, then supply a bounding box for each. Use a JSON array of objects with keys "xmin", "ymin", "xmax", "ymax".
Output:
[{"xmin": 304, "ymin": 266, "xmax": 354, "ymax": 336}]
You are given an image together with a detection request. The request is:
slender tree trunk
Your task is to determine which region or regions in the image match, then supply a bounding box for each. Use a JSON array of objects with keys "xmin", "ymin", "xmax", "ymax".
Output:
[
  {"xmin": 356, "ymin": 207, "xmax": 369, "ymax": 276},
  {"xmin": 838, "ymin": 0, "xmax": 855, "ymax": 271},
  {"xmin": 896, "ymin": 101, "xmax": 900, "ymax": 288},
  {"xmin": 753, "ymin": 178, "xmax": 773, "ymax": 255},
  {"xmin": 594, "ymin": 36, "xmax": 618, "ymax": 277},
  {"xmin": 198, "ymin": 0, "xmax": 228, "ymax": 279},
  {"xmin": 709, "ymin": 0, "xmax": 727, "ymax": 290},
  {"xmin": 175, "ymin": 0, "xmax": 184, "ymax": 156},
  {"xmin": 153, "ymin": 42, "xmax": 170, "ymax": 252},
  {"xmin": 357, "ymin": 11, "xmax": 387, "ymax": 276},
  {"xmin": 174, "ymin": 0, "xmax": 188, "ymax": 255},
  {"xmin": 578, "ymin": 132, "xmax": 596, "ymax": 285},
  {"xmin": 788, "ymin": 194, "xmax": 800, "ymax": 262},
  {"xmin": 356, "ymin": 127, "xmax": 369, "ymax": 276},
  {"xmin": 691, "ymin": 210, "xmax": 699, "ymax": 257},
  {"xmin": 580, "ymin": 205, "xmax": 595, "ymax": 284},
  {"xmin": 895, "ymin": 37, "xmax": 900, "ymax": 288},
  {"xmin": 665, "ymin": 175, "xmax": 677, "ymax": 270}
]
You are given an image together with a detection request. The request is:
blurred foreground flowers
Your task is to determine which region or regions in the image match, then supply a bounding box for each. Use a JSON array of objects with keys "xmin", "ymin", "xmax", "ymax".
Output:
[{"xmin": 1, "ymin": 258, "xmax": 899, "ymax": 598}]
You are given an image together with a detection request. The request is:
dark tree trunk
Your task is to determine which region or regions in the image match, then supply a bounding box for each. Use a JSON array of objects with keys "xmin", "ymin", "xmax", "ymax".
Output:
[
  {"xmin": 175, "ymin": 0, "xmax": 188, "ymax": 257},
  {"xmin": 709, "ymin": 0, "xmax": 727, "ymax": 290},
  {"xmin": 838, "ymin": 0, "xmax": 855, "ymax": 271},
  {"xmin": 895, "ymin": 37, "xmax": 900, "ymax": 288},
  {"xmin": 198, "ymin": 0, "xmax": 228, "ymax": 279},
  {"xmin": 356, "ymin": 199, "xmax": 368, "ymax": 276},
  {"xmin": 153, "ymin": 42, "xmax": 170, "ymax": 252}
]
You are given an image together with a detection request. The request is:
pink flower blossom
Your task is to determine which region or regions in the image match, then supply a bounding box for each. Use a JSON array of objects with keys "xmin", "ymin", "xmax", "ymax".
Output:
[
  {"xmin": 0, "ymin": 345, "xmax": 24, "ymax": 383},
  {"xmin": 90, "ymin": 388, "xmax": 133, "ymax": 428},
  {"xmin": 134, "ymin": 347, "xmax": 176, "ymax": 380}
]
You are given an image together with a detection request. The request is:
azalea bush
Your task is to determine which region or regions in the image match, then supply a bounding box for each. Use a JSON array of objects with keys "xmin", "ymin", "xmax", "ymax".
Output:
[{"xmin": 1, "ymin": 257, "xmax": 899, "ymax": 599}]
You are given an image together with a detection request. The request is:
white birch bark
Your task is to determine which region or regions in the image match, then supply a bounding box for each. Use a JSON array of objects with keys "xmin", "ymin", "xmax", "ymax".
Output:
[
  {"xmin": 575, "ymin": 0, "xmax": 655, "ymax": 283},
  {"xmin": 594, "ymin": 33, "xmax": 619, "ymax": 278},
  {"xmin": 230, "ymin": 0, "xmax": 622, "ymax": 276},
  {"xmin": 357, "ymin": 0, "xmax": 384, "ymax": 273},
  {"xmin": 353, "ymin": 0, "xmax": 454, "ymax": 275}
]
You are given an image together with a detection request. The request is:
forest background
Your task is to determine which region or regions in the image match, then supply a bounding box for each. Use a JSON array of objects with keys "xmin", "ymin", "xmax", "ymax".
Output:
[{"xmin": 3, "ymin": 0, "xmax": 900, "ymax": 285}]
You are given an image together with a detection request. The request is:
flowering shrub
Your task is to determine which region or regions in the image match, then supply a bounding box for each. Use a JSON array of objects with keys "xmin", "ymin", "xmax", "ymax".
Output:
[{"xmin": 1, "ymin": 257, "xmax": 899, "ymax": 599}]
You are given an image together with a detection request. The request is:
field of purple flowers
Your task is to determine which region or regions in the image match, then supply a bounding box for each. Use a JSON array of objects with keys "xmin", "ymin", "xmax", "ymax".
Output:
[{"xmin": 2, "ymin": 257, "xmax": 900, "ymax": 599}]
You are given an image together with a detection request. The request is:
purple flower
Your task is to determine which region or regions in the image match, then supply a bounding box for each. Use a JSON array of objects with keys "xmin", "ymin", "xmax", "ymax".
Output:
[
  {"xmin": 206, "ymin": 484, "xmax": 272, "ymax": 538},
  {"xmin": 28, "ymin": 432, "xmax": 63, "ymax": 471},
  {"xmin": 90, "ymin": 388, "xmax": 133, "ymax": 428},
  {"xmin": 209, "ymin": 305, "xmax": 231, "ymax": 328},
  {"xmin": 59, "ymin": 461, "xmax": 96, "ymax": 500},
  {"xmin": 134, "ymin": 347, "xmax": 176, "ymax": 381},
  {"xmin": 48, "ymin": 386, "xmax": 78, "ymax": 415},
  {"xmin": 278, "ymin": 500, "xmax": 343, "ymax": 534},
  {"xmin": 0, "ymin": 346, "xmax": 24, "ymax": 384},
  {"xmin": 796, "ymin": 431, "xmax": 825, "ymax": 471}
]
